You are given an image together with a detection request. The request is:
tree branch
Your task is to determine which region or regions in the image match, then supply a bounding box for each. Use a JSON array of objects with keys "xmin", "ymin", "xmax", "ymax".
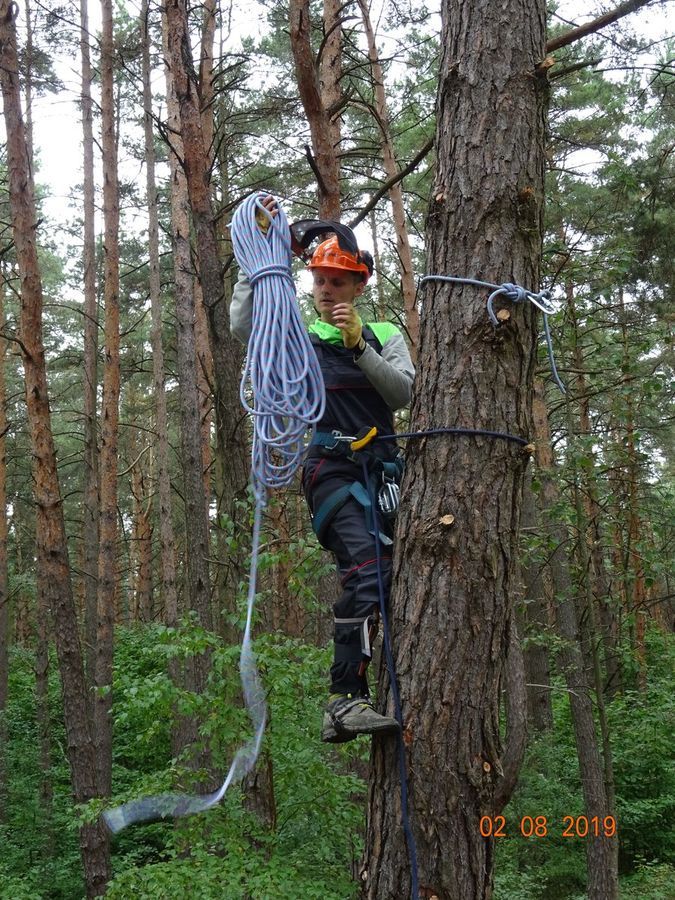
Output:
[
  {"xmin": 348, "ymin": 136, "xmax": 434, "ymax": 228},
  {"xmin": 545, "ymin": 0, "xmax": 655, "ymax": 54}
]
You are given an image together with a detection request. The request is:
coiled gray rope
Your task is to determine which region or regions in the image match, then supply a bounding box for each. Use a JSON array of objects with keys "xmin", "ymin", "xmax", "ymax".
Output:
[
  {"xmin": 420, "ymin": 275, "xmax": 566, "ymax": 393},
  {"xmin": 103, "ymin": 194, "xmax": 324, "ymax": 834}
]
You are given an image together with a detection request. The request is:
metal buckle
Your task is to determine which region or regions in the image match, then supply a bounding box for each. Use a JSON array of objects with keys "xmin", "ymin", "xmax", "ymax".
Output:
[{"xmin": 324, "ymin": 429, "xmax": 355, "ymax": 450}]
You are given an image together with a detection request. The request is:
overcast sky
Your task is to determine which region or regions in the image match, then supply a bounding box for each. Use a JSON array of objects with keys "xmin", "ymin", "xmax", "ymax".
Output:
[{"xmin": 13, "ymin": 0, "xmax": 675, "ymax": 246}]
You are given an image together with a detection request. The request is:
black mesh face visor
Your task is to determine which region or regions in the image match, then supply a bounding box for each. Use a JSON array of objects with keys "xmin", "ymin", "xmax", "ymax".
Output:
[{"xmin": 290, "ymin": 219, "xmax": 359, "ymax": 256}]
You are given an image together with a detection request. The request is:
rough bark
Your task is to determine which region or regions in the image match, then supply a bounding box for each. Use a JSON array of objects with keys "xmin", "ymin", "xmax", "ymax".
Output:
[
  {"xmin": 365, "ymin": 1, "xmax": 547, "ymax": 897},
  {"xmin": 80, "ymin": 0, "xmax": 100, "ymax": 691},
  {"xmin": 358, "ymin": 0, "xmax": 419, "ymax": 357},
  {"xmin": 164, "ymin": 0, "xmax": 248, "ymax": 634},
  {"xmin": 289, "ymin": 0, "xmax": 342, "ymax": 218},
  {"xmin": 533, "ymin": 380, "xmax": 619, "ymax": 900},
  {"xmin": 199, "ymin": 0, "xmax": 217, "ymax": 165},
  {"xmin": 162, "ymin": 0, "xmax": 212, "ymax": 636},
  {"xmin": 94, "ymin": 0, "xmax": 121, "ymax": 802},
  {"xmin": 0, "ymin": 4, "xmax": 110, "ymax": 892},
  {"xmin": 141, "ymin": 0, "xmax": 178, "ymax": 630}
]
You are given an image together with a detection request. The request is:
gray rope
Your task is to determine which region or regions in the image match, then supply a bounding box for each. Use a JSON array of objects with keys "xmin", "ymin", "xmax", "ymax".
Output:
[{"xmin": 420, "ymin": 275, "xmax": 566, "ymax": 393}]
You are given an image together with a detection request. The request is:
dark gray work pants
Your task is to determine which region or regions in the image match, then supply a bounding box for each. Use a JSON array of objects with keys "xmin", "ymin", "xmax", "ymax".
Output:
[{"xmin": 303, "ymin": 456, "xmax": 392, "ymax": 696}]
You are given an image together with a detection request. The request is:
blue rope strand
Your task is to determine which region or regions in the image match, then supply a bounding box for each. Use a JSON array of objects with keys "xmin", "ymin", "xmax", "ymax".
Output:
[
  {"xmin": 361, "ymin": 457, "xmax": 420, "ymax": 900},
  {"xmin": 420, "ymin": 274, "xmax": 566, "ymax": 393}
]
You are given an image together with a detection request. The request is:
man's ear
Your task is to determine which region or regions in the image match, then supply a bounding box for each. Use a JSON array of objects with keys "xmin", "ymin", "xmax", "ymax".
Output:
[{"xmin": 354, "ymin": 280, "xmax": 366, "ymax": 299}]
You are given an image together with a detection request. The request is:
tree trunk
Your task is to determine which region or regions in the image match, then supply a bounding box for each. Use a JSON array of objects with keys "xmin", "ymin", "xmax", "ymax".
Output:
[
  {"xmin": 0, "ymin": 283, "xmax": 9, "ymax": 823},
  {"xmin": 365, "ymin": 2, "xmax": 547, "ymax": 896},
  {"xmin": 141, "ymin": 0, "xmax": 178, "ymax": 630},
  {"xmin": 564, "ymin": 271, "xmax": 621, "ymax": 697},
  {"xmin": 94, "ymin": 0, "xmax": 121, "ymax": 802},
  {"xmin": 618, "ymin": 296, "xmax": 647, "ymax": 690},
  {"xmin": 289, "ymin": 0, "xmax": 342, "ymax": 218},
  {"xmin": 80, "ymin": 0, "xmax": 100, "ymax": 693},
  {"xmin": 35, "ymin": 581, "xmax": 54, "ymax": 860},
  {"xmin": 164, "ymin": 0, "xmax": 248, "ymax": 633},
  {"xmin": 357, "ymin": 0, "xmax": 419, "ymax": 356},
  {"xmin": 162, "ymin": 0, "xmax": 212, "ymax": 636},
  {"xmin": 0, "ymin": 4, "xmax": 110, "ymax": 892},
  {"xmin": 533, "ymin": 380, "xmax": 619, "ymax": 900},
  {"xmin": 520, "ymin": 469, "xmax": 553, "ymax": 731}
]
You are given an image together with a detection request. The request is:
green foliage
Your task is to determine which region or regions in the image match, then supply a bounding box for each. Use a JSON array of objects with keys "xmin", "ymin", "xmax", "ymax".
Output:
[
  {"xmin": 103, "ymin": 627, "xmax": 365, "ymax": 899},
  {"xmin": 495, "ymin": 629, "xmax": 675, "ymax": 899}
]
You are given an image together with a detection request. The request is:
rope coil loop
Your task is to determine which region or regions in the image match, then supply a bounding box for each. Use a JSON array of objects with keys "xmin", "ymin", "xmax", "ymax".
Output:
[{"xmin": 232, "ymin": 193, "xmax": 326, "ymax": 495}]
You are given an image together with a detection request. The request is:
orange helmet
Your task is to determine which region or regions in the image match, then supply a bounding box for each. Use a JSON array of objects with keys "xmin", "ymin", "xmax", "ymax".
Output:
[{"xmin": 307, "ymin": 236, "xmax": 372, "ymax": 283}]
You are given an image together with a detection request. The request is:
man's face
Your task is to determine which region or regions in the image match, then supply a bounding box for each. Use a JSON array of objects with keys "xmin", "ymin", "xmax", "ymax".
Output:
[{"xmin": 312, "ymin": 267, "xmax": 365, "ymax": 323}]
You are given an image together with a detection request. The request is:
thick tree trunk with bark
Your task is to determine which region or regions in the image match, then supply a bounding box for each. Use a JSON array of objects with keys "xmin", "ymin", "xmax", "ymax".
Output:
[
  {"xmin": 94, "ymin": 0, "xmax": 121, "ymax": 801},
  {"xmin": 365, "ymin": 2, "xmax": 547, "ymax": 897},
  {"xmin": 141, "ymin": 0, "xmax": 178, "ymax": 629},
  {"xmin": 80, "ymin": 0, "xmax": 100, "ymax": 691},
  {"xmin": 289, "ymin": 0, "xmax": 342, "ymax": 218},
  {"xmin": 0, "ymin": 4, "xmax": 110, "ymax": 892}
]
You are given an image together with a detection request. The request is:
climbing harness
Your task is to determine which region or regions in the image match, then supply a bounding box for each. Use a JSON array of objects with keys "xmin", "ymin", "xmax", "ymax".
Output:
[
  {"xmin": 420, "ymin": 274, "xmax": 566, "ymax": 394},
  {"xmin": 103, "ymin": 193, "xmax": 325, "ymax": 834}
]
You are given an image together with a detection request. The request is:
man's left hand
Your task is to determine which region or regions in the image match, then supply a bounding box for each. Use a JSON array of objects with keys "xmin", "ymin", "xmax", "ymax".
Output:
[{"xmin": 332, "ymin": 303, "xmax": 363, "ymax": 349}]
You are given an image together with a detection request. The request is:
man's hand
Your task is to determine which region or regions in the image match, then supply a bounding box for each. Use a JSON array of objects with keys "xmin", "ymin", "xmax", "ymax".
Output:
[
  {"xmin": 255, "ymin": 194, "xmax": 279, "ymax": 234},
  {"xmin": 332, "ymin": 303, "xmax": 363, "ymax": 349}
]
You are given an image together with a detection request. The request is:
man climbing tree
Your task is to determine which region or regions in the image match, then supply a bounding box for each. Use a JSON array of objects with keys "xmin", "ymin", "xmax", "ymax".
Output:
[{"xmin": 365, "ymin": 0, "xmax": 551, "ymax": 897}]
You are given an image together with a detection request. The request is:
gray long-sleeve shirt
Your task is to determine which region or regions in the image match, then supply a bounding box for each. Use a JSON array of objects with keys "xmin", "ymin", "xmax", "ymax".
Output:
[{"xmin": 230, "ymin": 271, "xmax": 415, "ymax": 411}]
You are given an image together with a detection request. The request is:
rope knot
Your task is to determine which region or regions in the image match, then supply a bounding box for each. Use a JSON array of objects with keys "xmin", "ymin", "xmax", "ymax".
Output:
[{"xmin": 500, "ymin": 282, "xmax": 528, "ymax": 303}]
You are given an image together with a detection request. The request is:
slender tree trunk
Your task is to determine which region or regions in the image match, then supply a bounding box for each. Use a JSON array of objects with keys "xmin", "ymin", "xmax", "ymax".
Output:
[
  {"xmin": 618, "ymin": 296, "xmax": 647, "ymax": 690},
  {"xmin": 0, "ymin": 5, "xmax": 110, "ymax": 892},
  {"xmin": 358, "ymin": 0, "xmax": 419, "ymax": 356},
  {"xmin": 164, "ymin": 0, "xmax": 248, "ymax": 633},
  {"xmin": 533, "ymin": 380, "xmax": 619, "ymax": 900},
  {"xmin": 520, "ymin": 469, "xmax": 553, "ymax": 731},
  {"xmin": 289, "ymin": 0, "xmax": 342, "ymax": 217},
  {"xmin": 369, "ymin": 209, "xmax": 387, "ymax": 321},
  {"xmin": 566, "ymin": 290, "xmax": 621, "ymax": 697},
  {"xmin": 161, "ymin": 6, "xmax": 214, "ymax": 769},
  {"xmin": 0, "ymin": 282, "xmax": 9, "ymax": 823},
  {"xmin": 35, "ymin": 581, "xmax": 54, "ymax": 860},
  {"xmin": 94, "ymin": 0, "xmax": 121, "ymax": 802},
  {"xmin": 80, "ymin": 0, "xmax": 100, "ymax": 691},
  {"xmin": 141, "ymin": 0, "xmax": 178, "ymax": 630},
  {"xmin": 162, "ymin": 1, "xmax": 212, "ymax": 636},
  {"xmin": 199, "ymin": 0, "xmax": 217, "ymax": 165},
  {"xmin": 365, "ymin": 1, "xmax": 547, "ymax": 896}
]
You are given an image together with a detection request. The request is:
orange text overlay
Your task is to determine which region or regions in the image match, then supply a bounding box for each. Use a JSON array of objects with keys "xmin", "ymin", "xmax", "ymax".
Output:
[{"xmin": 479, "ymin": 815, "xmax": 617, "ymax": 839}]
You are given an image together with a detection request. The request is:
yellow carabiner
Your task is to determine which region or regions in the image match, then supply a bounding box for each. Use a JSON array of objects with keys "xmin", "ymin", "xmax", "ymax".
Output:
[{"xmin": 350, "ymin": 426, "xmax": 378, "ymax": 452}]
